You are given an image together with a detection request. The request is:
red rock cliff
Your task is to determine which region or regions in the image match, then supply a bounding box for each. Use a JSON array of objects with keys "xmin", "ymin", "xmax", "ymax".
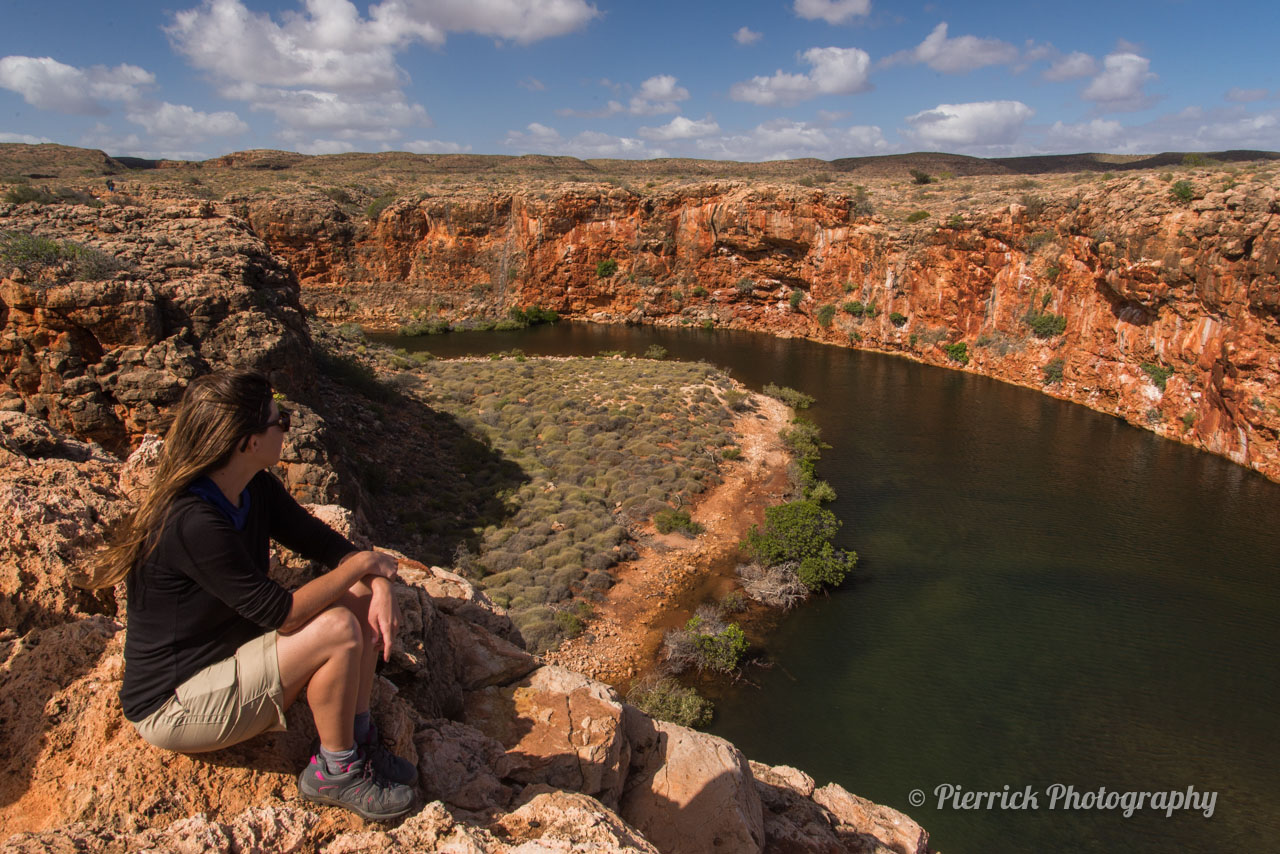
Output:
[{"xmin": 250, "ymin": 172, "xmax": 1280, "ymax": 481}]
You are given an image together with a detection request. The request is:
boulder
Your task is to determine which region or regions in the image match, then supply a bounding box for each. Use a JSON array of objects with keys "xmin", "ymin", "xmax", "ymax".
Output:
[
  {"xmin": 463, "ymin": 666, "xmax": 630, "ymax": 808},
  {"xmin": 619, "ymin": 706, "xmax": 764, "ymax": 854},
  {"xmin": 413, "ymin": 718, "xmax": 513, "ymax": 812},
  {"xmin": 812, "ymin": 783, "xmax": 929, "ymax": 854},
  {"xmin": 446, "ymin": 615, "xmax": 538, "ymax": 690},
  {"xmin": 493, "ymin": 786, "xmax": 659, "ymax": 853}
]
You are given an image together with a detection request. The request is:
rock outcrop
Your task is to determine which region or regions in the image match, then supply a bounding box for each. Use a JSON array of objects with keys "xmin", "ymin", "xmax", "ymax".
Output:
[
  {"xmin": 243, "ymin": 172, "xmax": 1280, "ymax": 482},
  {"xmin": 0, "ymin": 417, "xmax": 928, "ymax": 853}
]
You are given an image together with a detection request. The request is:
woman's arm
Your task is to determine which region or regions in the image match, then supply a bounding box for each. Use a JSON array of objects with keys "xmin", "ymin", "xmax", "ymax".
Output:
[{"xmin": 278, "ymin": 550, "xmax": 399, "ymax": 634}]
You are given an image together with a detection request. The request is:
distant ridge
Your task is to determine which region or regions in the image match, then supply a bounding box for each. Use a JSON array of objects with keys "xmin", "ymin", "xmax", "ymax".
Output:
[{"xmin": 1, "ymin": 142, "xmax": 1276, "ymax": 182}]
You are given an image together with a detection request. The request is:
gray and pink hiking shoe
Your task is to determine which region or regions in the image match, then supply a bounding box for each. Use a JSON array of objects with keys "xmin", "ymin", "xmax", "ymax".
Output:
[
  {"xmin": 361, "ymin": 722, "xmax": 418, "ymax": 786},
  {"xmin": 297, "ymin": 749, "xmax": 414, "ymax": 821}
]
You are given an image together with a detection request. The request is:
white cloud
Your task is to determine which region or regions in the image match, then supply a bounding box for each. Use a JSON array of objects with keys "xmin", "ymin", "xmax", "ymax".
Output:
[
  {"xmin": 883, "ymin": 22, "xmax": 1018, "ymax": 73},
  {"xmin": 559, "ymin": 74, "xmax": 690, "ymax": 117},
  {"xmin": 0, "ymin": 56, "xmax": 153, "ymax": 114},
  {"xmin": 401, "ymin": 138, "xmax": 472, "ymax": 153},
  {"xmin": 0, "ymin": 131, "xmax": 54, "ymax": 144},
  {"xmin": 504, "ymin": 123, "xmax": 664, "ymax": 158},
  {"xmin": 1226, "ymin": 87, "xmax": 1269, "ymax": 103},
  {"xmin": 1044, "ymin": 51, "xmax": 1096, "ymax": 82},
  {"xmin": 905, "ymin": 100, "xmax": 1033, "ymax": 148},
  {"xmin": 734, "ymin": 26, "xmax": 762, "ymax": 45},
  {"xmin": 1042, "ymin": 118, "xmax": 1124, "ymax": 149},
  {"xmin": 638, "ymin": 116, "xmax": 721, "ymax": 141},
  {"xmin": 1033, "ymin": 106, "xmax": 1280, "ymax": 154},
  {"xmin": 167, "ymin": 0, "xmax": 594, "ymax": 147},
  {"xmin": 77, "ymin": 124, "xmax": 212, "ymax": 160},
  {"xmin": 519, "ymin": 77, "xmax": 546, "ymax": 91},
  {"xmin": 695, "ymin": 119, "xmax": 890, "ymax": 161},
  {"xmin": 793, "ymin": 0, "xmax": 871, "ymax": 25},
  {"xmin": 1082, "ymin": 52, "xmax": 1157, "ymax": 112},
  {"xmin": 730, "ymin": 46, "xmax": 871, "ymax": 106},
  {"xmin": 295, "ymin": 138, "xmax": 356, "ymax": 155},
  {"xmin": 125, "ymin": 101, "xmax": 247, "ymax": 138}
]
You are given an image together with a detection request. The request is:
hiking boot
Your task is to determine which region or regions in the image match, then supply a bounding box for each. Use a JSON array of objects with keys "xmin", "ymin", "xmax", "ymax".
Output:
[
  {"xmin": 361, "ymin": 722, "xmax": 418, "ymax": 786},
  {"xmin": 297, "ymin": 750, "xmax": 414, "ymax": 821}
]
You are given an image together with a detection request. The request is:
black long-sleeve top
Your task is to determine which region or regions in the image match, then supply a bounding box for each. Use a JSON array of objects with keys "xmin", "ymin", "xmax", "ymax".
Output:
[{"xmin": 121, "ymin": 470, "xmax": 357, "ymax": 721}]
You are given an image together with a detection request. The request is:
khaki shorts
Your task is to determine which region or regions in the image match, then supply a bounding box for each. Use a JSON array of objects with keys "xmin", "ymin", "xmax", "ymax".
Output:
[{"xmin": 134, "ymin": 631, "xmax": 288, "ymax": 753}]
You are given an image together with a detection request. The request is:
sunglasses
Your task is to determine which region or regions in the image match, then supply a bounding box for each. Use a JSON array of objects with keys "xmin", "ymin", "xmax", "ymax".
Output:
[{"xmin": 239, "ymin": 406, "xmax": 291, "ymax": 452}]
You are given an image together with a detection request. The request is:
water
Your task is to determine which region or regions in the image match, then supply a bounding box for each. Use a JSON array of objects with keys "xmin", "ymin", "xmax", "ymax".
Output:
[{"xmin": 372, "ymin": 322, "xmax": 1280, "ymax": 853}]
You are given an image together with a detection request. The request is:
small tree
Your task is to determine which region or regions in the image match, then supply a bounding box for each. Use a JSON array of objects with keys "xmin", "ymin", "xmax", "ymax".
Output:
[
  {"xmin": 789, "ymin": 289, "xmax": 804, "ymax": 310},
  {"xmin": 596, "ymin": 258, "xmax": 619, "ymax": 278},
  {"xmin": 816, "ymin": 304, "xmax": 836, "ymax": 328},
  {"xmin": 743, "ymin": 500, "xmax": 857, "ymax": 591},
  {"xmin": 909, "ymin": 169, "xmax": 933, "ymax": 185}
]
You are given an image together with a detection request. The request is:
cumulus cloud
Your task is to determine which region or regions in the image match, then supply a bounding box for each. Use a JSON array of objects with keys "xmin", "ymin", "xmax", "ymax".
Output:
[
  {"xmin": 559, "ymin": 74, "xmax": 690, "ymax": 117},
  {"xmin": 905, "ymin": 100, "xmax": 1033, "ymax": 148},
  {"xmin": 125, "ymin": 101, "xmax": 247, "ymax": 138},
  {"xmin": 0, "ymin": 56, "xmax": 153, "ymax": 114},
  {"xmin": 734, "ymin": 26, "xmax": 762, "ymax": 45},
  {"xmin": 401, "ymin": 138, "xmax": 472, "ymax": 153},
  {"xmin": 504, "ymin": 122, "xmax": 663, "ymax": 158},
  {"xmin": 1226, "ymin": 87, "xmax": 1269, "ymax": 103},
  {"xmin": 1034, "ymin": 106, "xmax": 1280, "ymax": 154},
  {"xmin": 638, "ymin": 116, "xmax": 721, "ymax": 141},
  {"xmin": 792, "ymin": 0, "xmax": 871, "ymax": 25},
  {"xmin": 883, "ymin": 23, "xmax": 1019, "ymax": 73},
  {"xmin": 0, "ymin": 131, "xmax": 54, "ymax": 144},
  {"xmin": 1042, "ymin": 118, "xmax": 1124, "ymax": 149},
  {"xmin": 695, "ymin": 118, "xmax": 890, "ymax": 161},
  {"xmin": 1082, "ymin": 52, "xmax": 1157, "ymax": 112},
  {"xmin": 167, "ymin": 0, "xmax": 596, "ymax": 149},
  {"xmin": 1043, "ymin": 51, "xmax": 1097, "ymax": 82},
  {"xmin": 730, "ymin": 46, "xmax": 871, "ymax": 106}
]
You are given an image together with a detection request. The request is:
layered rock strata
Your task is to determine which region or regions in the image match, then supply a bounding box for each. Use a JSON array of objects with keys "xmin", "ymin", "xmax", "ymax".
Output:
[{"xmin": 249, "ymin": 174, "xmax": 1280, "ymax": 481}]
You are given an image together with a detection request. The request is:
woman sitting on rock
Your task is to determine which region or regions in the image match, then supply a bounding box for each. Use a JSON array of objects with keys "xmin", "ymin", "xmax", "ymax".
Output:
[{"xmin": 93, "ymin": 369, "xmax": 416, "ymax": 821}]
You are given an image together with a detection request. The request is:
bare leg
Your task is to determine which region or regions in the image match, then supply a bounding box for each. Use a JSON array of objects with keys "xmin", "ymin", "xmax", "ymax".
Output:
[{"xmin": 276, "ymin": 580, "xmax": 376, "ymax": 752}]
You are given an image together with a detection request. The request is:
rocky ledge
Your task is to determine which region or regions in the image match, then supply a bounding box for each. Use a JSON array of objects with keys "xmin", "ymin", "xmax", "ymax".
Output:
[{"xmin": 0, "ymin": 415, "xmax": 928, "ymax": 854}]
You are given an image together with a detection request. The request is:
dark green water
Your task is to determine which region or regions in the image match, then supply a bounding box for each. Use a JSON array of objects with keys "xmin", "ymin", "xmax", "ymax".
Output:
[{"xmin": 373, "ymin": 323, "xmax": 1280, "ymax": 853}]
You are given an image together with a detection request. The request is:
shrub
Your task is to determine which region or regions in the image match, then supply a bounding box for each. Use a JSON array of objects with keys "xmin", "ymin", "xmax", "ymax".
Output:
[
  {"xmin": 946, "ymin": 214, "xmax": 964, "ymax": 228},
  {"xmin": 1181, "ymin": 411, "xmax": 1197, "ymax": 431},
  {"xmin": 644, "ymin": 344, "xmax": 667, "ymax": 360},
  {"xmin": 720, "ymin": 446, "xmax": 742, "ymax": 460},
  {"xmin": 816, "ymin": 304, "xmax": 836, "ymax": 328},
  {"xmin": 596, "ymin": 258, "xmax": 618, "ymax": 278},
  {"xmin": 664, "ymin": 610, "xmax": 749, "ymax": 673},
  {"xmin": 626, "ymin": 676, "xmax": 713, "ymax": 727},
  {"xmin": 366, "ymin": 194, "xmax": 396, "ymax": 219},
  {"xmin": 906, "ymin": 210, "xmax": 930, "ymax": 223},
  {"xmin": 735, "ymin": 277, "xmax": 755, "ymax": 295},
  {"xmin": 737, "ymin": 562, "xmax": 808, "ymax": 609},
  {"xmin": 0, "ymin": 231, "xmax": 127, "ymax": 281},
  {"xmin": 1170, "ymin": 180, "xmax": 1195, "ymax": 205},
  {"xmin": 1027, "ymin": 313, "xmax": 1067, "ymax": 338},
  {"xmin": 889, "ymin": 311, "xmax": 908, "ymax": 327},
  {"xmin": 1042, "ymin": 357, "xmax": 1065, "ymax": 385},
  {"xmin": 842, "ymin": 300, "xmax": 865, "ymax": 317},
  {"xmin": 508, "ymin": 305, "xmax": 560, "ymax": 326},
  {"xmin": 742, "ymin": 500, "xmax": 856, "ymax": 591},
  {"xmin": 806, "ymin": 479, "xmax": 837, "ymax": 503},
  {"xmin": 762, "ymin": 384, "xmax": 814, "ymax": 409},
  {"xmin": 851, "ymin": 185, "xmax": 873, "ymax": 217},
  {"xmin": 692, "ymin": 285, "xmax": 709, "ymax": 298},
  {"xmin": 1142, "ymin": 362, "xmax": 1174, "ymax": 391},
  {"xmin": 909, "ymin": 169, "xmax": 933, "ymax": 185},
  {"xmin": 789, "ymin": 289, "xmax": 804, "ymax": 310},
  {"xmin": 655, "ymin": 507, "xmax": 703, "ymax": 537},
  {"xmin": 942, "ymin": 342, "xmax": 970, "ymax": 365},
  {"xmin": 398, "ymin": 317, "xmax": 451, "ymax": 336}
]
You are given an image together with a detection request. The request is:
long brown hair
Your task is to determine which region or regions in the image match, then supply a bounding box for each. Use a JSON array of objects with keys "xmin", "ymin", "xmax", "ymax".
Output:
[{"xmin": 89, "ymin": 370, "xmax": 274, "ymax": 589}]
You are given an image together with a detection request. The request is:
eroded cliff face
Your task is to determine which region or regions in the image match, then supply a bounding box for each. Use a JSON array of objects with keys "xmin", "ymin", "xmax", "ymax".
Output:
[{"xmin": 254, "ymin": 172, "xmax": 1280, "ymax": 481}]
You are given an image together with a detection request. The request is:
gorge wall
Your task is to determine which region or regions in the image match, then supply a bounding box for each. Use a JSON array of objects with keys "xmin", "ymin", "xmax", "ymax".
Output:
[{"xmin": 250, "ymin": 171, "xmax": 1280, "ymax": 481}]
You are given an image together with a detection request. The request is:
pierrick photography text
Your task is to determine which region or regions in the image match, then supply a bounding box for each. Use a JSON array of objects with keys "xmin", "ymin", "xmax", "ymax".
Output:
[{"xmin": 907, "ymin": 784, "xmax": 1217, "ymax": 818}]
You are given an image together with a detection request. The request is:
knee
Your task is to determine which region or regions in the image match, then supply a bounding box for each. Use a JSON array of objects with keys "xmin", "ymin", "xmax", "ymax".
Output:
[{"xmin": 310, "ymin": 606, "xmax": 363, "ymax": 651}]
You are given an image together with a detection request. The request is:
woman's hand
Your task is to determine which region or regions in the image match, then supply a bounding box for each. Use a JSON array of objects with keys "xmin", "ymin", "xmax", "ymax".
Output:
[
  {"xmin": 340, "ymin": 550, "xmax": 400, "ymax": 582},
  {"xmin": 367, "ymin": 576, "xmax": 400, "ymax": 662}
]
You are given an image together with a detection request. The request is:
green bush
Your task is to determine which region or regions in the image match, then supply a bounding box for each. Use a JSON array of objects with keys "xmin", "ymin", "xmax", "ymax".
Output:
[
  {"xmin": 644, "ymin": 345, "xmax": 667, "ymax": 360},
  {"xmin": 692, "ymin": 285, "xmax": 709, "ymax": 298},
  {"xmin": 942, "ymin": 342, "xmax": 970, "ymax": 365},
  {"xmin": 508, "ymin": 305, "xmax": 560, "ymax": 326},
  {"xmin": 909, "ymin": 169, "xmax": 933, "ymax": 185},
  {"xmin": 742, "ymin": 500, "xmax": 856, "ymax": 591},
  {"xmin": 596, "ymin": 258, "xmax": 618, "ymax": 278},
  {"xmin": 1026, "ymin": 312, "xmax": 1067, "ymax": 338},
  {"xmin": 906, "ymin": 210, "xmax": 931, "ymax": 223},
  {"xmin": 735, "ymin": 277, "xmax": 755, "ymax": 295},
  {"xmin": 366, "ymin": 194, "xmax": 396, "ymax": 219},
  {"xmin": 1169, "ymin": 180, "xmax": 1195, "ymax": 205},
  {"xmin": 655, "ymin": 507, "xmax": 703, "ymax": 537},
  {"xmin": 664, "ymin": 612, "xmax": 748, "ymax": 673},
  {"xmin": 1142, "ymin": 362, "xmax": 1174, "ymax": 391},
  {"xmin": 816, "ymin": 304, "xmax": 836, "ymax": 328},
  {"xmin": 789, "ymin": 289, "xmax": 804, "ymax": 310},
  {"xmin": 762, "ymin": 384, "xmax": 814, "ymax": 409},
  {"xmin": 1042, "ymin": 357, "xmax": 1065, "ymax": 385},
  {"xmin": 0, "ymin": 231, "xmax": 127, "ymax": 281},
  {"xmin": 889, "ymin": 311, "xmax": 908, "ymax": 327},
  {"xmin": 842, "ymin": 301, "xmax": 865, "ymax": 316},
  {"xmin": 720, "ymin": 446, "xmax": 742, "ymax": 460},
  {"xmin": 398, "ymin": 317, "xmax": 451, "ymax": 336},
  {"xmin": 626, "ymin": 677, "xmax": 713, "ymax": 727}
]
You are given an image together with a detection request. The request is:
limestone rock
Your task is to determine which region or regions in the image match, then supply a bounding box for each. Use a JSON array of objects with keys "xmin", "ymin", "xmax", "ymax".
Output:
[
  {"xmin": 493, "ymin": 786, "xmax": 659, "ymax": 853},
  {"xmin": 446, "ymin": 615, "xmax": 538, "ymax": 690},
  {"xmin": 413, "ymin": 718, "xmax": 513, "ymax": 812},
  {"xmin": 812, "ymin": 783, "xmax": 929, "ymax": 854},
  {"xmin": 463, "ymin": 666, "xmax": 630, "ymax": 808},
  {"xmin": 619, "ymin": 705, "xmax": 765, "ymax": 854}
]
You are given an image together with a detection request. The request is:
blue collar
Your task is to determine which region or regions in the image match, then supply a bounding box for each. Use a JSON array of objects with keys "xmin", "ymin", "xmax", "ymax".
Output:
[{"xmin": 188, "ymin": 476, "xmax": 251, "ymax": 531}]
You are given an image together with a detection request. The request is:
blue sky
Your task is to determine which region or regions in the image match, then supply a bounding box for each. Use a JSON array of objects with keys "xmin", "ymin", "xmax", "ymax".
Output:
[{"xmin": 2, "ymin": 0, "xmax": 1278, "ymax": 161}]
